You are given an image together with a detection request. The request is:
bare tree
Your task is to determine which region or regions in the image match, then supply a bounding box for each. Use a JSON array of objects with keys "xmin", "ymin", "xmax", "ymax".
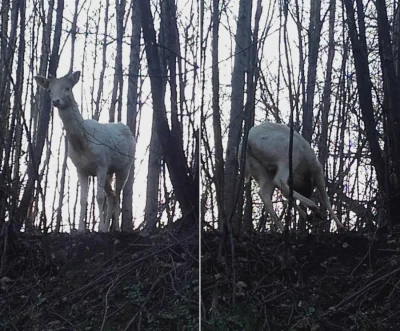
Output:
[
  {"xmin": 318, "ymin": 0, "xmax": 336, "ymax": 170},
  {"xmin": 55, "ymin": 0, "xmax": 80, "ymax": 233},
  {"xmin": 223, "ymin": 0, "xmax": 253, "ymax": 223},
  {"xmin": 94, "ymin": 0, "xmax": 110, "ymax": 121},
  {"xmin": 121, "ymin": 0, "xmax": 141, "ymax": 232},
  {"xmin": 143, "ymin": 0, "xmax": 167, "ymax": 231},
  {"xmin": 343, "ymin": 0, "xmax": 388, "ymax": 222},
  {"xmin": 16, "ymin": 0, "xmax": 65, "ymax": 231},
  {"xmin": 143, "ymin": 0, "xmax": 189, "ymax": 232},
  {"xmin": 0, "ymin": 0, "xmax": 19, "ymax": 223},
  {"xmin": 375, "ymin": 0, "xmax": 400, "ymax": 225},
  {"xmin": 302, "ymin": 0, "xmax": 322, "ymax": 143},
  {"xmin": 109, "ymin": 0, "xmax": 126, "ymax": 123},
  {"xmin": 211, "ymin": 0, "xmax": 225, "ymax": 225},
  {"xmin": 139, "ymin": 0, "xmax": 198, "ymax": 227}
]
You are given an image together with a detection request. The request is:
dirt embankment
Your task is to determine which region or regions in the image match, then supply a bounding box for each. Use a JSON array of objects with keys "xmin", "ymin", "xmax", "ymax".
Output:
[
  {"xmin": 0, "ymin": 230, "xmax": 199, "ymax": 331},
  {"xmin": 202, "ymin": 231, "xmax": 400, "ymax": 331}
]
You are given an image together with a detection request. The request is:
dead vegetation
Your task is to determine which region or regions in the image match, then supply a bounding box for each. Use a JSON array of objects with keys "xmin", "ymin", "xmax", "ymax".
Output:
[
  {"xmin": 0, "ymin": 230, "xmax": 199, "ymax": 331},
  {"xmin": 202, "ymin": 230, "xmax": 400, "ymax": 330}
]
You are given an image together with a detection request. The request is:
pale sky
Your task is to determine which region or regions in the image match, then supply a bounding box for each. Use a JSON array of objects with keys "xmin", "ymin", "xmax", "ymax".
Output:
[
  {"xmin": 23, "ymin": 0, "xmax": 198, "ymax": 231},
  {"xmin": 17, "ymin": 0, "xmax": 375, "ymax": 231},
  {"xmin": 201, "ymin": 0, "xmax": 375, "ymax": 228}
]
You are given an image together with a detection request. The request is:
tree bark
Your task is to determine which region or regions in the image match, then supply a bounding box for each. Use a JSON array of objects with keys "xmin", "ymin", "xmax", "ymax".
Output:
[
  {"xmin": 223, "ymin": 0, "xmax": 252, "ymax": 220},
  {"xmin": 343, "ymin": 0, "xmax": 386, "ymax": 192},
  {"xmin": 375, "ymin": 0, "xmax": 400, "ymax": 225},
  {"xmin": 302, "ymin": 0, "xmax": 322, "ymax": 143},
  {"xmin": 16, "ymin": 0, "xmax": 64, "ymax": 231},
  {"xmin": 318, "ymin": 0, "xmax": 336, "ymax": 170},
  {"xmin": 94, "ymin": 0, "xmax": 109, "ymax": 121},
  {"xmin": 109, "ymin": 0, "xmax": 126, "ymax": 123},
  {"xmin": 143, "ymin": 0, "xmax": 168, "ymax": 232},
  {"xmin": 55, "ymin": 0, "xmax": 79, "ymax": 233},
  {"xmin": 211, "ymin": 0, "xmax": 225, "ymax": 224},
  {"xmin": 139, "ymin": 0, "xmax": 198, "ymax": 226},
  {"xmin": 121, "ymin": 0, "xmax": 140, "ymax": 232}
]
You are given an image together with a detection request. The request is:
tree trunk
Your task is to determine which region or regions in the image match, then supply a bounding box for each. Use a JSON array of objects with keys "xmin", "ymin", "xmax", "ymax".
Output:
[
  {"xmin": 316, "ymin": 0, "xmax": 336, "ymax": 229},
  {"xmin": 239, "ymin": 0, "xmax": 261, "ymax": 233},
  {"xmin": 16, "ymin": 0, "xmax": 64, "ymax": 231},
  {"xmin": 109, "ymin": 0, "xmax": 126, "ymax": 123},
  {"xmin": 393, "ymin": 3, "xmax": 400, "ymax": 75},
  {"xmin": 121, "ymin": 0, "xmax": 140, "ymax": 232},
  {"xmin": 223, "ymin": 0, "xmax": 252, "ymax": 220},
  {"xmin": 143, "ymin": 0, "xmax": 168, "ymax": 232},
  {"xmin": 294, "ymin": 0, "xmax": 306, "ymax": 131},
  {"xmin": 375, "ymin": 0, "xmax": 400, "ymax": 226},
  {"xmin": 56, "ymin": 138, "xmax": 68, "ymax": 232},
  {"xmin": 94, "ymin": 0, "xmax": 109, "ymax": 121},
  {"xmin": 0, "ymin": 0, "xmax": 11, "ymax": 170},
  {"xmin": 211, "ymin": 0, "xmax": 225, "ymax": 223},
  {"xmin": 139, "ymin": 0, "xmax": 198, "ymax": 226},
  {"xmin": 343, "ymin": 0, "xmax": 386, "ymax": 192},
  {"xmin": 4, "ymin": 0, "xmax": 25, "ymax": 224},
  {"xmin": 302, "ymin": 0, "xmax": 322, "ymax": 143},
  {"xmin": 34, "ymin": 0, "xmax": 55, "ymax": 135},
  {"xmin": 55, "ymin": 0, "xmax": 79, "ymax": 233},
  {"xmin": 168, "ymin": 0, "xmax": 184, "ymax": 154},
  {"xmin": 0, "ymin": 0, "xmax": 19, "ymax": 187},
  {"xmin": 318, "ymin": 0, "xmax": 336, "ymax": 169}
]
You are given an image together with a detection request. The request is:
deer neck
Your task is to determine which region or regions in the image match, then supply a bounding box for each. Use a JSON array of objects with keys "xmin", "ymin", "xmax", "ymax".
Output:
[{"xmin": 57, "ymin": 101, "xmax": 85, "ymax": 137}]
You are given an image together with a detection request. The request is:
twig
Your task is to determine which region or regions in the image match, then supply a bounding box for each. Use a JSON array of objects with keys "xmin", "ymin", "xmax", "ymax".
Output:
[
  {"xmin": 0, "ymin": 222, "xmax": 9, "ymax": 277},
  {"xmin": 325, "ymin": 266, "xmax": 400, "ymax": 314},
  {"xmin": 65, "ymin": 240, "xmax": 186, "ymax": 299},
  {"xmin": 100, "ymin": 275, "xmax": 119, "ymax": 331},
  {"xmin": 123, "ymin": 269, "xmax": 173, "ymax": 331},
  {"xmin": 250, "ymin": 290, "xmax": 287, "ymax": 308},
  {"xmin": 50, "ymin": 310, "xmax": 76, "ymax": 328},
  {"xmin": 350, "ymin": 227, "xmax": 379, "ymax": 277}
]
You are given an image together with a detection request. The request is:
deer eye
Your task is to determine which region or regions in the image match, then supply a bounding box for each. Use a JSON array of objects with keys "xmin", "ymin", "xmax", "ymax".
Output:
[{"xmin": 65, "ymin": 87, "xmax": 70, "ymax": 91}]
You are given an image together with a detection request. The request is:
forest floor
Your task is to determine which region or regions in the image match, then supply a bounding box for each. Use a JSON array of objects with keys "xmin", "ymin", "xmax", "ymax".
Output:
[
  {"xmin": 0, "ymin": 228, "xmax": 199, "ymax": 331},
  {"xmin": 202, "ymin": 230, "xmax": 400, "ymax": 331}
]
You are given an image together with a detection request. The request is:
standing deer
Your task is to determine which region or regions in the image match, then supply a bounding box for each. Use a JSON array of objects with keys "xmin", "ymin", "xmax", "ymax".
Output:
[{"xmin": 35, "ymin": 71, "xmax": 136, "ymax": 233}]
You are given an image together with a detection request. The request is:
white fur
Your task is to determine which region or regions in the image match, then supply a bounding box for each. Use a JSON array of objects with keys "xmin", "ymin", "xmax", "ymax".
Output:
[
  {"xmin": 239, "ymin": 122, "xmax": 344, "ymax": 231},
  {"xmin": 34, "ymin": 71, "xmax": 136, "ymax": 233}
]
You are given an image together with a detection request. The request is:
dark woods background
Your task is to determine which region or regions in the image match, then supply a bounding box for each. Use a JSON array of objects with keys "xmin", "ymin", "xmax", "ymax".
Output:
[
  {"xmin": 0, "ymin": 0, "xmax": 199, "ymax": 234},
  {"xmin": 201, "ymin": 1, "xmax": 400, "ymax": 329},
  {"xmin": 2, "ymin": 0, "xmax": 400, "ymax": 329},
  {"xmin": 201, "ymin": 0, "xmax": 400, "ymax": 235},
  {"xmin": 0, "ymin": 2, "xmax": 199, "ymax": 329}
]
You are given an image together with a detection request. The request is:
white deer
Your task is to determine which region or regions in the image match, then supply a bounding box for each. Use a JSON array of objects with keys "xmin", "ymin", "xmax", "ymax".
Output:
[
  {"xmin": 35, "ymin": 71, "xmax": 136, "ymax": 233},
  {"xmin": 239, "ymin": 121, "xmax": 344, "ymax": 231}
]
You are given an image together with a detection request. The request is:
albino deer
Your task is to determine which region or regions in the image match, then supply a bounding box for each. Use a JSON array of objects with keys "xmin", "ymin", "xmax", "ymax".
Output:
[
  {"xmin": 239, "ymin": 121, "xmax": 344, "ymax": 231},
  {"xmin": 35, "ymin": 71, "xmax": 136, "ymax": 233}
]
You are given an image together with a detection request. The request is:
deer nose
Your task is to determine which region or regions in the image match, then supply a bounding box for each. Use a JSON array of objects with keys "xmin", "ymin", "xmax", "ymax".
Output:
[{"xmin": 52, "ymin": 99, "xmax": 61, "ymax": 107}]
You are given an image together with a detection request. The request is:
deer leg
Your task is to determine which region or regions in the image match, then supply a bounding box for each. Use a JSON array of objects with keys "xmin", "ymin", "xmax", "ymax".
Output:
[
  {"xmin": 314, "ymin": 170, "xmax": 344, "ymax": 229},
  {"xmin": 257, "ymin": 175, "xmax": 284, "ymax": 231},
  {"xmin": 77, "ymin": 171, "xmax": 89, "ymax": 233},
  {"xmin": 296, "ymin": 204, "xmax": 308, "ymax": 219},
  {"xmin": 113, "ymin": 168, "xmax": 130, "ymax": 231},
  {"xmin": 273, "ymin": 164, "xmax": 319, "ymax": 212},
  {"xmin": 97, "ymin": 169, "xmax": 109, "ymax": 232},
  {"xmin": 104, "ymin": 174, "xmax": 116, "ymax": 231}
]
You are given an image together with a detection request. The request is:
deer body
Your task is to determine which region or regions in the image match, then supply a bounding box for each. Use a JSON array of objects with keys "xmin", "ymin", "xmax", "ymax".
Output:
[
  {"xmin": 35, "ymin": 71, "xmax": 136, "ymax": 233},
  {"xmin": 239, "ymin": 121, "xmax": 344, "ymax": 231}
]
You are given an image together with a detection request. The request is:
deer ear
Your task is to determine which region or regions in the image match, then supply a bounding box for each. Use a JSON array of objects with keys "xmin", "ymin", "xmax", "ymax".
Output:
[
  {"xmin": 69, "ymin": 71, "xmax": 81, "ymax": 86},
  {"xmin": 34, "ymin": 76, "xmax": 50, "ymax": 89}
]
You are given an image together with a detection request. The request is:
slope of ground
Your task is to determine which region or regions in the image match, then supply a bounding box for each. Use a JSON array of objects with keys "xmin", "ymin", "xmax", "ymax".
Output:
[
  {"xmin": 202, "ymin": 230, "xmax": 400, "ymax": 331},
  {"xmin": 0, "ymin": 229, "xmax": 199, "ymax": 331}
]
